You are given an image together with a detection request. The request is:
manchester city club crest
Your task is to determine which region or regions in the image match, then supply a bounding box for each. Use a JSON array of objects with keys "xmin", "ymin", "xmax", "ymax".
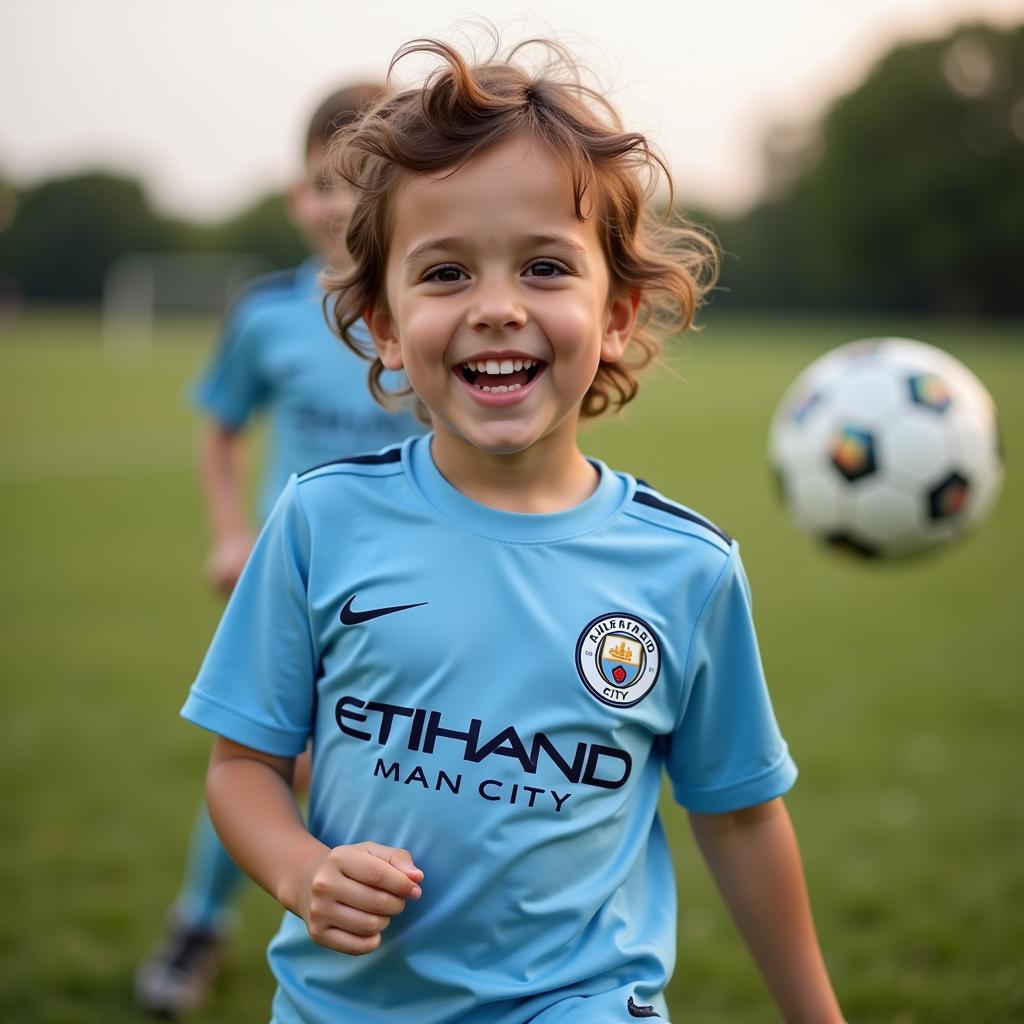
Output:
[{"xmin": 575, "ymin": 612, "xmax": 661, "ymax": 708}]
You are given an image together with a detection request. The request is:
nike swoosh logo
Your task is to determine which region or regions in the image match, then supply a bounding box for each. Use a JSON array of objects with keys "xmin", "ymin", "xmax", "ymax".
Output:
[
  {"xmin": 627, "ymin": 995, "xmax": 660, "ymax": 1018},
  {"xmin": 339, "ymin": 594, "xmax": 427, "ymax": 625}
]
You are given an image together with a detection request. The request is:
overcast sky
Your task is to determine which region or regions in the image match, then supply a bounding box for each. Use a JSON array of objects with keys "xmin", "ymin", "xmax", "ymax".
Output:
[{"xmin": 1, "ymin": 0, "xmax": 1021, "ymax": 220}]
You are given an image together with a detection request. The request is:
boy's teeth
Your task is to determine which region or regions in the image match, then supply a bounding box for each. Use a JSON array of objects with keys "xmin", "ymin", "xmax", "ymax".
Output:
[{"xmin": 465, "ymin": 358, "xmax": 536, "ymax": 374}]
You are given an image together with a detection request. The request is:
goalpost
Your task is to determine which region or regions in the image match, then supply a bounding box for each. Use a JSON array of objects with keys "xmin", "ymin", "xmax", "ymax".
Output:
[{"xmin": 102, "ymin": 252, "xmax": 268, "ymax": 357}]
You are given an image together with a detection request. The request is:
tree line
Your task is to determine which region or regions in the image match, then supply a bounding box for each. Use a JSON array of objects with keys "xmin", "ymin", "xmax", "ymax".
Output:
[{"xmin": 0, "ymin": 21, "xmax": 1020, "ymax": 315}]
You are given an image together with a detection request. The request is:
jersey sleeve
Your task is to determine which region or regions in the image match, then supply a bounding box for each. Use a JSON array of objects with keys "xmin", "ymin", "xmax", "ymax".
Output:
[
  {"xmin": 665, "ymin": 545, "xmax": 797, "ymax": 813},
  {"xmin": 181, "ymin": 475, "xmax": 315, "ymax": 756},
  {"xmin": 190, "ymin": 301, "xmax": 269, "ymax": 429}
]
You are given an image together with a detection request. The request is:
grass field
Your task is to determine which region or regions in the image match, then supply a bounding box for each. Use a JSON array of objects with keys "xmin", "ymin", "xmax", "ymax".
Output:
[{"xmin": 1, "ymin": 309, "xmax": 1022, "ymax": 1022}]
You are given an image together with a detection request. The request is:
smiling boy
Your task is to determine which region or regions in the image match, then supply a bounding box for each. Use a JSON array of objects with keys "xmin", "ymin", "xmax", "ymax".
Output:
[{"xmin": 180, "ymin": 39, "xmax": 844, "ymax": 1024}]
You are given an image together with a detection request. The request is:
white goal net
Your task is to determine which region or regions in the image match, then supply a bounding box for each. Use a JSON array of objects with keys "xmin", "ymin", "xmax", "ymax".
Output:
[{"xmin": 102, "ymin": 252, "xmax": 269, "ymax": 356}]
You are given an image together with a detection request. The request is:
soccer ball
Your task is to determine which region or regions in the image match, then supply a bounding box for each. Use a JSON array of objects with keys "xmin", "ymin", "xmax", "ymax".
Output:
[{"xmin": 768, "ymin": 338, "xmax": 1003, "ymax": 558}]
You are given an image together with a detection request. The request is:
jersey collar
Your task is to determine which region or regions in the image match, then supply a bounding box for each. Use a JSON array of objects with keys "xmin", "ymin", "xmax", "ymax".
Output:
[{"xmin": 403, "ymin": 434, "xmax": 630, "ymax": 544}]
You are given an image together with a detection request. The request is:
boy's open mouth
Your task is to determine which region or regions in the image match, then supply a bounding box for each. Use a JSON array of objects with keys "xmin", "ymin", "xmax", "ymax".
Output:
[{"xmin": 458, "ymin": 358, "xmax": 544, "ymax": 393}]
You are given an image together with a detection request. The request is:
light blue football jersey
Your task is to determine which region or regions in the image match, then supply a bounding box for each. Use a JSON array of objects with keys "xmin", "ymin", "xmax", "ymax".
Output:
[
  {"xmin": 191, "ymin": 258, "xmax": 424, "ymax": 520},
  {"xmin": 182, "ymin": 434, "xmax": 797, "ymax": 1024}
]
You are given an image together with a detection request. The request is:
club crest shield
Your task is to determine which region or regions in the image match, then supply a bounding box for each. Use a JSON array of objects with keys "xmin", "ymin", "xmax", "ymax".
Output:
[
  {"xmin": 576, "ymin": 613, "xmax": 661, "ymax": 708},
  {"xmin": 599, "ymin": 634, "xmax": 644, "ymax": 687}
]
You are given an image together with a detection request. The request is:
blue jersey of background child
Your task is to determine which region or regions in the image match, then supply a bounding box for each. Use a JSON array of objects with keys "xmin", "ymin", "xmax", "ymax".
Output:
[{"xmin": 192, "ymin": 256, "xmax": 425, "ymax": 521}]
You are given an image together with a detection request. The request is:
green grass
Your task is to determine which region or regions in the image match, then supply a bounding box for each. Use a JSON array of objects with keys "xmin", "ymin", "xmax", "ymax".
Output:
[{"xmin": 2, "ymin": 309, "xmax": 1022, "ymax": 1022}]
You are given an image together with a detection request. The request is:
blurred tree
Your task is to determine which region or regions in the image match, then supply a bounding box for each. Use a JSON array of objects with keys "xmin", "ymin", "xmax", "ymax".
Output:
[
  {"xmin": 0, "ymin": 174, "xmax": 16, "ymax": 235},
  {"xmin": 0, "ymin": 175, "xmax": 303, "ymax": 303},
  {"xmin": 712, "ymin": 22, "xmax": 1024, "ymax": 315},
  {"xmin": 213, "ymin": 194, "xmax": 306, "ymax": 269},
  {"xmin": 0, "ymin": 174, "xmax": 21, "ymax": 306},
  {"xmin": 0, "ymin": 172, "xmax": 174, "ymax": 301}
]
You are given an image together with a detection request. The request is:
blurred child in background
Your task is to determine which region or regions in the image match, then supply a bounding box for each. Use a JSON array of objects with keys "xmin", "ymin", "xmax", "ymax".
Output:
[{"xmin": 135, "ymin": 82, "xmax": 424, "ymax": 1018}]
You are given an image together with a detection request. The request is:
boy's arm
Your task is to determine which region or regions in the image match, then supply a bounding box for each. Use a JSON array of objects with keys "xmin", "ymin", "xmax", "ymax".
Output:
[
  {"xmin": 206, "ymin": 736, "xmax": 423, "ymax": 955},
  {"xmin": 688, "ymin": 798, "xmax": 845, "ymax": 1024},
  {"xmin": 198, "ymin": 422, "xmax": 256, "ymax": 596}
]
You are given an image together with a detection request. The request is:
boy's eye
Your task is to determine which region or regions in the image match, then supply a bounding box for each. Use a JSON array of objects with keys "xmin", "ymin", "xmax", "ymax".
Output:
[
  {"xmin": 423, "ymin": 264, "xmax": 466, "ymax": 284},
  {"xmin": 314, "ymin": 177, "xmax": 332, "ymax": 194},
  {"xmin": 524, "ymin": 260, "xmax": 567, "ymax": 278}
]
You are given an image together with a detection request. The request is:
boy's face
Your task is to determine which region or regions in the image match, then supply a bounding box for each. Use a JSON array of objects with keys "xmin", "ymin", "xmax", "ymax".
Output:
[
  {"xmin": 289, "ymin": 144, "xmax": 357, "ymax": 264},
  {"xmin": 368, "ymin": 133, "xmax": 636, "ymax": 460}
]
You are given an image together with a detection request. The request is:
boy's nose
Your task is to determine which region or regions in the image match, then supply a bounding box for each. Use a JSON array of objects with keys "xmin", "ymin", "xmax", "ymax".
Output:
[{"xmin": 469, "ymin": 281, "xmax": 527, "ymax": 332}]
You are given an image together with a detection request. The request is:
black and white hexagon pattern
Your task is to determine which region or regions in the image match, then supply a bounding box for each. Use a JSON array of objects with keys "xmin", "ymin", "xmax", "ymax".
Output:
[{"xmin": 768, "ymin": 338, "xmax": 1003, "ymax": 559}]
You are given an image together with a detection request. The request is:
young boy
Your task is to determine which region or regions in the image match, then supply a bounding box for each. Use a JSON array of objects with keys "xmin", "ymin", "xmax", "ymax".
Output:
[
  {"xmin": 181, "ymin": 40, "xmax": 846, "ymax": 1023},
  {"xmin": 135, "ymin": 84, "xmax": 424, "ymax": 1018}
]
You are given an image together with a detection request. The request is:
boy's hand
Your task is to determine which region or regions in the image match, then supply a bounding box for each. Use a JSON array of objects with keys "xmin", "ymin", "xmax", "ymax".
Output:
[
  {"xmin": 206, "ymin": 532, "xmax": 255, "ymax": 596},
  {"xmin": 298, "ymin": 841, "xmax": 424, "ymax": 955}
]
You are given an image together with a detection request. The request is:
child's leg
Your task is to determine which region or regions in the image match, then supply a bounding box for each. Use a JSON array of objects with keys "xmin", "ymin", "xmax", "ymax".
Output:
[
  {"xmin": 136, "ymin": 750, "xmax": 309, "ymax": 1016},
  {"xmin": 172, "ymin": 802, "xmax": 246, "ymax": 930},
  {"xmin": 134, "ymin": 802, "xmax": 243, "ymax": 1017}
]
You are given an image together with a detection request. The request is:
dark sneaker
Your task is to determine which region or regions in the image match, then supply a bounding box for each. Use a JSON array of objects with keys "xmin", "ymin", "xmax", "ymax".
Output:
[{"xmin": 134, "ymin": 915, "xmax": 226, "ymax": 1018}]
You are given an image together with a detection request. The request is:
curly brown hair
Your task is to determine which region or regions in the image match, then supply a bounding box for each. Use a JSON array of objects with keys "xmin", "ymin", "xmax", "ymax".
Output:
[{"xmin": 323, "ymin": 36, "xmax": 718, "ymax": 420}]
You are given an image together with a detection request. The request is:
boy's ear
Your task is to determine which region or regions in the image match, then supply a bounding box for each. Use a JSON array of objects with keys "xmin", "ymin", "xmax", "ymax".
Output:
[
  {"xmin": 601, "ymin": 288, "xmax": 641, "ymax": 364},
  {"xmin": 365, "ymin": 305, "xmax": 404, "ymax": 370}
]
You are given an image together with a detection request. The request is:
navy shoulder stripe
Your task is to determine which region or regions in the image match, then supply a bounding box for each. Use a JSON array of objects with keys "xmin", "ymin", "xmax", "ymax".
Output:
[
  {"xmin": 240, "ymin": 267, "xmax": 299, "ymax": 299},
  {"xmin": 299, "ymin": 448, "xmax": 403, "ymax": 477},
  {"xmin": 215, "ymin": 268, "xmax": 301, "ymax": 343},
  {"xmin": 632, "ymin": 490, "xmax": 732, "ymax": 544},
  {"xmin": 223, "ymin": 267, "xmax": 300, "ymax": 319}
]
